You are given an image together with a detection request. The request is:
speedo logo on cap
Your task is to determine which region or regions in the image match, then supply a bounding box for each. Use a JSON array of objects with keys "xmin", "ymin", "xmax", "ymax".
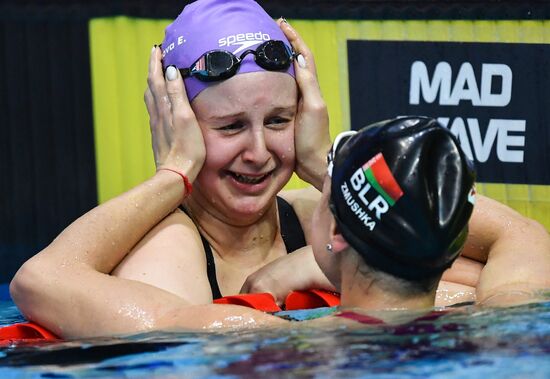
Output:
[
  {"xmin": 219, "ymin": 31, "xmax": 270, "ymax": 55},
  {"xmin": 340, "ymin": 153, "xmax": 403, "ymax": 231}
]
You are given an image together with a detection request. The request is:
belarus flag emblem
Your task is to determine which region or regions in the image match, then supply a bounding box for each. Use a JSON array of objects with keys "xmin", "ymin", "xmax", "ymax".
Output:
[{"xmin": 362, "ymin": 153, "xmax": 404, "ymax": 206}]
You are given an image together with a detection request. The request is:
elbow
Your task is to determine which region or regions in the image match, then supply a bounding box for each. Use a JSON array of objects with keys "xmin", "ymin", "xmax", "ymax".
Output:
[
  {"xmin": 10, "ymin": 256, "xmax": 51, "ymax": 318},
  {"xmin": 11, "ymin": 261, "xmax": 32, "ymax": 304},
  {"xmin": 514, "ymin": 217, "xmax": 550, "ymax": 249}
]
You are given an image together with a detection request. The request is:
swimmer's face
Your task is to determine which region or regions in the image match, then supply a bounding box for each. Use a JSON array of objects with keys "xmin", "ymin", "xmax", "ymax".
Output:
[{"xmin": 190, "ymin": 71, "xmax": 297, "ymax": 223}]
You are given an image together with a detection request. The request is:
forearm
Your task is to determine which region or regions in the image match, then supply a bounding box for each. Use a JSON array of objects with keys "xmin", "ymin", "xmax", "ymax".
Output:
[
  {"xmin": 12, "ymin": 264, "xmax": 284, "ymax": 338},
  {"xmin": 295, "ymin": 148, "xmax": 329, "ymax": 192},
  {"xmin": 241, "ymin": 246, "xmax": 336, "ymax": 306},
  {"xmin": 278, "ymin": 19, "xmax": 330, "ymax": 192},
  {"xmin": 290, "ymin": 247, "xmax": 336, "ymax": 291},
  {"xmin": 11, "ymin": 263, "xmax": 185, "ymax": 338}
]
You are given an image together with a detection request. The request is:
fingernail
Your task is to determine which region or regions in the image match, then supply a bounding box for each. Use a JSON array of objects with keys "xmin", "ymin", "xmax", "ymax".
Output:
[
  {"xmin": 151, "ymin": 45, "xmax": 156, "ymax": 53},
  {"xmin": 166, "ymin": 65, "xmax": 178, "ymax": 81},
  {"xmin": 297, "ymin": 54, "xmax": 306, "ymax": 69},
  {"xmin": 281, "ymin": 17, "xmax": 289, "ymax": 25}
]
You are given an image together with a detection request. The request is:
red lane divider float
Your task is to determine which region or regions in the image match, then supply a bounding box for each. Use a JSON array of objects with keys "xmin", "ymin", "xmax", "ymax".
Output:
[
  {"xmin": 213, "ymin": 289, "xmax": 340, "ymax": 310},
  {"xmin": 213, "ymin": 292, "xmax": 283, "ymax": 312},
  {"xmin": 285, "ymin": 289, "xmax": 340, "ymax": 310},
  {"xmin": 0, "ymin": 322, "xmax": 59, "ymax": 346},
  {"xmin": 1, "ymin": 290, "xmax": 341, "ymax": 344}
]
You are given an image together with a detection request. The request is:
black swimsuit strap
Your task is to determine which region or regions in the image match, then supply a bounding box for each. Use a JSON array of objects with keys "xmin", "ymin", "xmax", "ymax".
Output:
[
  {"xmin": 180, "ymin": 197, "xmax": 306, "ymax": 300},
  {"xmin": 179, "ymin": 206, "xmax": 223, "ymax": 300},
  {"xmin": 276, "ymin": 196, "xmax": 307, "ymax": 253},
  {"xmin": 200, "ymin": 232, "xmax": 223, "ymax": 300}
]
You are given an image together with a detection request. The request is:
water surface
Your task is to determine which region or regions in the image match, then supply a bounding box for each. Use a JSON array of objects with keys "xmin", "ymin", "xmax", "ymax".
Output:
[{"xmin": 1, "ymin": 300, "xmax": 549, "ymax": 378}]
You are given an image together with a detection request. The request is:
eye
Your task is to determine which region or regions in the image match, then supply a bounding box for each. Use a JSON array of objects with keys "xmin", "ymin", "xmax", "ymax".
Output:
[
  {"xmin": 265, "ymin": 116, "xmax": 291, "ymax": 129},
  {"xmin": 217, "ymin": 122, "xmax": 244, "ymax": 133}
]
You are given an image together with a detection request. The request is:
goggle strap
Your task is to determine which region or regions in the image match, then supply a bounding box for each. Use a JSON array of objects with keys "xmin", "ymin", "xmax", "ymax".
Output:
[
  {"xmin": 180, "ymin": 68, "xmax": 191, "ymax": 78},
  {"xmin": 284, "ymin": 44, "xmax": 296, "ymax": 60},
  {"xmin": 327, "ymin": 130, "xmax": 358, "ymax": 178}
]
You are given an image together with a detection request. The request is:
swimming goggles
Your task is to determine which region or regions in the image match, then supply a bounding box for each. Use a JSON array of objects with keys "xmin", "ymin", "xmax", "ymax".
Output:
[
  {"xmin": 180, "ymin": 40, "xmax": 296, "ymax": 82},
  {"xmin": 327, "ymin": 130, "xmax": 357, "ymax": 177}
]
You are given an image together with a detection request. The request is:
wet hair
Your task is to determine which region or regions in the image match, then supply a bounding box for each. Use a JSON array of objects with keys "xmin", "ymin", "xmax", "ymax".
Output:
[{"xmin": 356, "ymin": 257, "xmax": 441, "ymax": 296}]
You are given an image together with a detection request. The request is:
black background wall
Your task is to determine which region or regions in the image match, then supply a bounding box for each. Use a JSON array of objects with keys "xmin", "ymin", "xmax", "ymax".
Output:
[{"xmin": 1, "ymin": 0, "xmax": 548, "ymax": 284}]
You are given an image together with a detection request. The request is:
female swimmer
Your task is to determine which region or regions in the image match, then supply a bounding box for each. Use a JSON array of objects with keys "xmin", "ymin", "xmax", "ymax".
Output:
[{"xmin": 10, "ymin": 1, "xmax": 550, "ymax": 338}]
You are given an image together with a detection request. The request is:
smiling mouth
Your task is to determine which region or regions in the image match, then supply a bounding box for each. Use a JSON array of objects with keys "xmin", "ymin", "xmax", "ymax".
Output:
[{"xmin": 229, "ymin": 171, "xmax": 273, "ymax": 185}]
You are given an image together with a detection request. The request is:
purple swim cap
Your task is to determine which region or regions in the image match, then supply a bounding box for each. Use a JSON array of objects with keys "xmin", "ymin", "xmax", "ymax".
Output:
[{"xmin": 162, "ymin": 0, "xmax": 296, "ymax": 102}]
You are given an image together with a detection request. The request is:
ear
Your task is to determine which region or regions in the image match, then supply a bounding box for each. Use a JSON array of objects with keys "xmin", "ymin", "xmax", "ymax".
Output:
[{"xmin": 330, "ymin": 218, "xmax": 349, "ymax": 254}]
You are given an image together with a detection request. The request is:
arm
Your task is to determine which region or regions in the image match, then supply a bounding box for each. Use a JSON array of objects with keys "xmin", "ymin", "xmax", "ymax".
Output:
[
  {"xmin": 9, "ymin": 173, "xmax": 198, "ymax": 338},
  {"xmin": 462, "ymin": 194, "xmax": 550, "ymax": 303},
  {"xmin": 241, "ymin": 245, "xmax": 336, "ymax": 305},
  {"xmin": 435, "ymin": 255, "xmax": 482, "ymax": 306},
  {"xmin": 11, "ymin": 169, "xmax": 283, "ymax": 337},
  {"xmin": 278, "ymin": 19, "xmax": 331, "ymax": 191},
  {"xmin": 10, "ymin": 46, "xmax": 207, "ymax": 338}
]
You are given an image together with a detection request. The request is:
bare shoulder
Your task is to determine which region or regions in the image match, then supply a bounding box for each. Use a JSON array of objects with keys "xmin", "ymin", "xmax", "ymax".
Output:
[
  {"xmin": 112, "ymin": 209, "xmax": 213, "ymax": 304},
  {"xmin": 279, "ymin": 187, "xmax": 322, "ymax": 243},
  {"xmin": 463, "ymin": 194, "xmax": 547, "ymax": 261}
]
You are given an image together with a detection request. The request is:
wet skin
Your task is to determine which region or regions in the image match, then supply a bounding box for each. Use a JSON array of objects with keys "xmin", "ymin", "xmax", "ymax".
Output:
[{"xmin": 188, "ymin": 71, "xmax": 298, "ymax": 226}]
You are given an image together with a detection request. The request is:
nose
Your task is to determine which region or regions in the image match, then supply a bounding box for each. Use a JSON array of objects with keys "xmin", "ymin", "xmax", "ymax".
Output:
[{"xmin": 241, "ymin": 127, "xmax": 271, "ymax": 167}]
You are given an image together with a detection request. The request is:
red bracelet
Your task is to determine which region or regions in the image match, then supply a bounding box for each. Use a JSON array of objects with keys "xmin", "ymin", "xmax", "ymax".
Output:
[{"xmin": 157, "ymin": 168, "xmax": 193, "ymax": 198}]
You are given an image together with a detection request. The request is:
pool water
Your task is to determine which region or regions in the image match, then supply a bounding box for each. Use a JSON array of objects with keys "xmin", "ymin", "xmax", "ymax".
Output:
[{"xmin": 1, "ymin": 299, "xmax": 549, "ymax": 378}]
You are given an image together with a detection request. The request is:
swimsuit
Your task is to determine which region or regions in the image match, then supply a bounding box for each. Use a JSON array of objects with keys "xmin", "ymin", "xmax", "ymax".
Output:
[
  {"xmin": 335, "ymin": 309, "xmax": 451, "ymax": 325},
  {"xmin": 336, "ymin": 311, "xmax": 385, "ymax": 324},
  {"xmin": 181, "ymin": 196, "xmax": 306, "ymax": 299}
]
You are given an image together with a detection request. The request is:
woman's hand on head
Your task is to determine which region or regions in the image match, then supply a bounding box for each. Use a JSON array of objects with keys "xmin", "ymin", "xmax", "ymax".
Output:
[
  {"xmin": 278, "ymin": 19, "xmax": 331, "ymax": 191},
  {"xmin": 145, "ymin": 46, "xmax": 206, "ymax": 182}
]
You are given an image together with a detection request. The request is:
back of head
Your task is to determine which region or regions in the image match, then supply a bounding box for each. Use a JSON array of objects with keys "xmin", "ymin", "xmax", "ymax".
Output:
[
  {"xmin": 329, "ymin": 116, "xmax": 476, "ymax": 284},
  {"xmin": 162, "ymin": 0, "xmax": 294, "ymax": 101}
]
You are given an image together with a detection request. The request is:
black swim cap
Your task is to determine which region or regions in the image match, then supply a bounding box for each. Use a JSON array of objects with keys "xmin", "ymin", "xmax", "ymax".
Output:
[{"xmin": 329, "ymin": 116, "xmax": 476, "ymax": 280}]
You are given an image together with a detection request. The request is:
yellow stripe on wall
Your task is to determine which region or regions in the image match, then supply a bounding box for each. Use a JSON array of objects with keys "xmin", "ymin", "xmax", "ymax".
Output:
[
  {"xmin": 90, "ymin": 17, "xmax": 166, "ymax": 203},
  {"xmin": 89, "ymin": 17, "xmax": 550, "ymax": 229}
]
